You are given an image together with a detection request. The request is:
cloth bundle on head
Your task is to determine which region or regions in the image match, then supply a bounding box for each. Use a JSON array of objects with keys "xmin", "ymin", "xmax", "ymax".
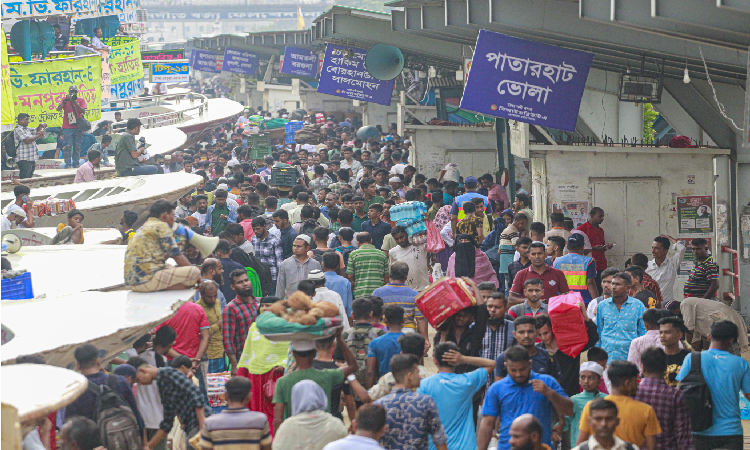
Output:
[
  {"xmin": 454, "ymin": 234, "xmax": 476, "ymax": 278},
  {"xmin": 291, "ymin": 379, "xmax": 328, "ymax": 415},
  {"xmin": 389, "ymin": 176, "xmax": 401, "ymax": 183},
  {"xmin": 579, "ymin": 361, "xmax": 603, "ymax": 376}
]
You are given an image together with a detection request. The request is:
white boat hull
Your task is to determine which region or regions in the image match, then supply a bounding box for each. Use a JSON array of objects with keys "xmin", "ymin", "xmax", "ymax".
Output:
[
  {"xmin": 1, "ymin": 126, "xmax": 188, "ymax": 192},
  {"xmin": 2, "ymin": 227, "xmax": 122, "ymax": 246},
  {"xmin": 1, "ymin": 172, "xmax": 202, "ymax": 228},
  {"xmin": 1, "ymin": 289, "xmax": 192, "ymax": 368}
]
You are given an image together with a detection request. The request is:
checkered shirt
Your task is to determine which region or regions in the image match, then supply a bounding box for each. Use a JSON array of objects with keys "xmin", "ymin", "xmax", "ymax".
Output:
[
  {"xmin": 634, "ymin": 377, "xmax": 693, "ymax": 450},
  {"xmin": 13, "ymin": 126, "xmax": 40, "ymax": 162},
  {"xmin": 157, "ymin": 367, "xmax": 210, "ymax": 433},
  {"xmin": 309, "ymin": 175, "xmax": 332, "ymax": 196},
  {"xmin": 251, "ymin": 232, "xmax": 283, "ymax": 280},
  {"xmin": 328, "ymin": 181, "xmax": 347, "ymax": 195},
  {"xmin": 222, "ymin": 296, "xmax": 259, "ymax": 356}
]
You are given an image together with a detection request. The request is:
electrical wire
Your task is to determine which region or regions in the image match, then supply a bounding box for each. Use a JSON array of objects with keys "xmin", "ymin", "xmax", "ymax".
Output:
[{"xmin": 699, "ymin": 46, "xmax": 743, "ymax": 132}]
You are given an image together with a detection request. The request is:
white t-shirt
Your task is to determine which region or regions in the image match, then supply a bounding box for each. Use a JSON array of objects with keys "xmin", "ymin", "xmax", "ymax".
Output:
[
  {"xmin": 134, "ymin": 350, "xmax": 165, "ymax": 429},
  {"xmin": 4, "ymin": 204, "xmax": 27, "ymax": 228},
  {"xmin": 192, "ymin": 211, "xmax": 208, "ymax": 227},
  {"xmin": 388, "ymin": 243, "xmax": 430, "ymax": 291},
  {"xmin": 313, "ymin": 287, "xmax": 351, "ymax": 331},
  {"xmin": 1, "ymin": 216, "xmax": 12, "ymax": 231},
  {"xmin": 91, "ymin": 36, "xmax": 106, "ymax": 49},
  {"xmin": 390, "ymin": 163, "xmax": 406, "ymax": 175}
]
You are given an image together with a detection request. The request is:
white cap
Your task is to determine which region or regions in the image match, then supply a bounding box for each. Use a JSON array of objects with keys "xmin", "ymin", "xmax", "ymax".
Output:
[
  {"xmin": 308, "ymin": 269, "xmax": 325, "ymax": 281},
  {"xmin": 9, "ymin": 208, "xmax": 26, "ymax": 219},
  {"xmin": 217, "ymin": 183, "xmax": 229, "ymax": 191},
  {"xmin": 389, "ymin": 176, "xmax": 401, "ymax": 183},
  {"xmin": 227, "ymin": 160, "xmax": 239, "ymax": 167},
  {"xmin": 295, "ymin": 235, "xmax": 311, "ymax": 245},
  {"xmin": 291, "ymin": 340, "xmax": 316, "ymax": 351},
  {"xmin": 579, "ymin": 361, "xmax": 604, "ymax": 376}
]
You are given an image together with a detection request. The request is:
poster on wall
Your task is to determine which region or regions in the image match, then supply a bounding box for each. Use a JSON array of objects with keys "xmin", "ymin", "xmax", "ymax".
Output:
[
  {"xmin": 460, "ymin": 30, "xmax": 594, "ymax": 132},
  {"xmin": 553, "ymin": 201, "xmax": 589, "ymax": 228},
  {"xmin": 677, "ymin": 195, "xmax": 713, "ymax": 234},
  {"xmin": 676, "ymin": 238, "xmax": 713, "ymax": 277}
]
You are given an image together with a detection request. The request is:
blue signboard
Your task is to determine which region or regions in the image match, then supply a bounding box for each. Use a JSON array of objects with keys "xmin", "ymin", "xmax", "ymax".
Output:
[
  {"xmin": 281, "ymin": 47, "xmax": 318, "ymax": 78},
  {"xmin": 460, "ymin": 30, "xmax": 594, "ymax": 132},
  {"xmin": 317, "ymin": 44, "xmax": 393, "ymax": 106},
  {"xmin": 190, "ymin": 49, "xmax": 221, "ymax": 74},
  {"xmin": 222, "ymin": 48, "xmax": 258, "ymax": 76},
  {"xmin": 151, "ymin": 61, "xmax": 190, "ymax": 82}
]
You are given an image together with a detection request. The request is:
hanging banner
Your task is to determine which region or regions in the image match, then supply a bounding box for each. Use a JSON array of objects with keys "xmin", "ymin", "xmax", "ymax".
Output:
[
  {"xmin": 150, "ymin": 61, "xmax": 190, "ymax": 82},
  {"xmin": 110, "ymin": 78, "xmax": 143, "ymax": 100},
  {"xmin": 142, "ymin": 49, "xmax": 185, "ymax": 61},
  {"xmin": 101, "ymin": 51, "xmax": 111, "ymax": 103},
  {"xmin": 280, "ymin": 46, "xmax": 318, "ymax": 78},
  {"xmin": 9, "ymin": 55, "xmax": 101, "ymax": 128},
  {"xmin": 103, "ymin": 36, "xmax": 138, "ymax": 46},
  {"xmin": 460, "ymin": 30, "xmax": 593, "ymax": 132},
  {"xmin": 1, "ymin": 0, "xmax": 98, "ymax": 20},
  {"xmin": 119, "ymin": 9, "xmax": 137, "ymax": 24},
  {"xmin": 222, "ymin": 48, "xmax": 257, "ymax": 76},
  {"xmin": 317, "ymin": 44, "xmax": 394, "ymax": 106},
  {"xmin": 676, "ymin": 238, "xmax": 714, "ymax": 276},
  {"xmin": 1, "ymin": 27, "xmax": 15, "ymax": 127},
  {"xmin": 190, "ymin": 49, "xmax": 221, "ymax": 74},
  {"xmin": 677, "ymin": 195, "xmax": 714, "ymax": 235},
  {"xmin": 109, "ymin": 39, "xmax": 143, "ymax": 85}
]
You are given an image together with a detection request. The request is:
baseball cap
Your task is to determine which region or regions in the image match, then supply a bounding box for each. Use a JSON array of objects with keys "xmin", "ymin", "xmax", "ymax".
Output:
[
  {"xmin": 465, "ymin": 176, "xmax": 478, "ymax": 184},
  {"xmin": 568, "ymin": 233, "xmax": 585, "ymax": 248}
]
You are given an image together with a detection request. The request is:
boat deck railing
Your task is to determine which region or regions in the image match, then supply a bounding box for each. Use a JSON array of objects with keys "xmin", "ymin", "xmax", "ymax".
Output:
[{"xmin": 108, "ymin": 92, "xmax": 210, "ymax": 128}]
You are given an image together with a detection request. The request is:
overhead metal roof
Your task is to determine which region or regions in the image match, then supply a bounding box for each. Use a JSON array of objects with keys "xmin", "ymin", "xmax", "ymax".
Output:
[{"xmin": 189, "ymin": 30, "xmax": 317, "ymax": 59}]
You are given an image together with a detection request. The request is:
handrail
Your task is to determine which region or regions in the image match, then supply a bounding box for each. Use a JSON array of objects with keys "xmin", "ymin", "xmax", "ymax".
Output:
[
  {"xmin": 107, "ymin": 92, "xmax": 210, "ymax": 129},
  {"xmin": 721, "ymin": 245, "xmax": 740, "ymax": 304}
]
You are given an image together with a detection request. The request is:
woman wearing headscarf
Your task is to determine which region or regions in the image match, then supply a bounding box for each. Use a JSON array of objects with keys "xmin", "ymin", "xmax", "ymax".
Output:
[
  {"xmin": 272, "ymin": 380, "xmax": 348, "ymax": 450},
  {"xmin": 433, "ymin": 203, "xmax": 454, "ymax": 271},
  {"xmin": 447, "ymin": 234, "xmax": 499, "ymax": 287}
]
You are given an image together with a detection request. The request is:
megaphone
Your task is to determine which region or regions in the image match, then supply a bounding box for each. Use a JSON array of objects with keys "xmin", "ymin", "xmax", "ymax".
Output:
[
  {"xmin": 2, "ymin": 234, "xmax": 22, "ymax": 254},
  {"xmin": 172, "ymin": 223, "xmax": 219, "ymax": 259},
  {"xmin": 365, "ymin": 44, "xmax": 404, "ymax": 81},
  {"xmin": 356, "ymin": 126, "xmax": 380, "ymax": 140}
]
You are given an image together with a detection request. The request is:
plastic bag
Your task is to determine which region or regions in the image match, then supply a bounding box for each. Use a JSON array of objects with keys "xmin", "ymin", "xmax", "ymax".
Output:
[
  {"xmin": 548, "ymin": 291, "xmax": 588, "ymax": 358},
  {"xmin": 425, "ymin": 220, "xmax": 445, "ymax": 253}
]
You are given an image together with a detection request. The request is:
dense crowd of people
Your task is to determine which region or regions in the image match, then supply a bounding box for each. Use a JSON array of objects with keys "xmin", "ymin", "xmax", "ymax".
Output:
[{"xmin": 7, "ymin": 112, "xmax": 748, "ymax": 450}]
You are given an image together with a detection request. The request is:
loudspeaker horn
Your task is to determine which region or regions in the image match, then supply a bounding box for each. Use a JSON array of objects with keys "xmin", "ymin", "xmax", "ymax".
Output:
[
  {"xmin": 2, "ymin": 234, "xmax": 22, "ymax": 253},
  {"xmin": 365, "ymin": 44, "xmax": 404, "ymax": 81},
  {"xmin": 172, "ymin": 223, "xmax": 219, "ymax": 259},
  {"xmin": 356, "ymin": 126, "xmax": 380, "ymax": 140}
]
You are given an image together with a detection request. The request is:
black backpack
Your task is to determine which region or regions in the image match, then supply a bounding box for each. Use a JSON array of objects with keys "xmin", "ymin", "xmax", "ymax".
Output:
[
  {"xmin": 88, "ymin": 375, "xmax": 141, "ymax": 450},
  {"xmin": 678, "ymin": 352, "xmax": 714, "ymax": 432}
]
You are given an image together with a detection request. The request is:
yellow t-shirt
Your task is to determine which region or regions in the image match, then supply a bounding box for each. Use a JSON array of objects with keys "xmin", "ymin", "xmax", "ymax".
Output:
[
  {"xmin": 578, "ymin": 394, "xmax": 661, "ymax": 447},
  {"xmin": 56, "ymin": 223, "xmax": 84, "ymax": 243}
]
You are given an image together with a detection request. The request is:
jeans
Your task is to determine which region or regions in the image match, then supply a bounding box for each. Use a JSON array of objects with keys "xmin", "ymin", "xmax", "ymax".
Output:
[
  {"xmin": 119, "ymin": 164, "xmax": 159, "ymax": 176},
  {"xmin": 693, "ymin": 434, "xmax": 743, "ymax": 450},
  {"xmin": 62, "ymin": 128, "xmax": 83, "ymax": 167},
  {"xmin": 17, "ymin": 160, "xmax": 35, "ymax": 179}
]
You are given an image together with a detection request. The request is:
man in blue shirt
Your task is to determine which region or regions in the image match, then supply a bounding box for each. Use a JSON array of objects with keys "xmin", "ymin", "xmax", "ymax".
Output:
[
  {"xmin": 361, "ymin": 203, "xmax": 392, "ymax": 249},
  {"xmin": 478, "ymin": 346, "xmax": 573, "ymax": 450},
  {"xmin": 322, "ymin": 252, "xmax": 353, "ymax": 320},
  {"xmin": 214, "ymin": 239, "xmax": 247, "ymax": 302},
  {"xmin": 367, "ymin": 305, "xmax": 404, "ymax": 386},
  {"xmin": 595, "ymin": 272, "xmax": 647, "ymax": 362},
  {"xmin": 676, "ymin": 320, "xmax": 750, "ymax": 450},
  {"xmin": 495, "ymin": 316, "xmax": 554, "ymax": 380},
  {"xmin": 449, "ymin": 176, "xmax": 491, "ymax": 235},
  {"xmin": 553, "ymin": 234, "xmax": 599, "ymax": 304},
  {"xmin": 418, "ymin": 342, "xmax": 496, "ymax": 450}
]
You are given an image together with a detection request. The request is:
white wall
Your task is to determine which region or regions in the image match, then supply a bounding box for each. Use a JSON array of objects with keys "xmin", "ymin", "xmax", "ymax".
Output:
[
  {"xmin": 540, "ymin": 148, "xmax": 722, "ymax": 299},
  {"xmin": 363, "ymin": 101, "xmax": 398, "ymax": 128},
  {"xmin": 405, "ymin": 125, "xmax": 497, "ymax": 179}
]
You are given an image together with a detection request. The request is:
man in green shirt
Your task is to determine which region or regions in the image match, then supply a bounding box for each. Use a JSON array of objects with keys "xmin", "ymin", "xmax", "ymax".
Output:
[
  {"xmin": 346, "ymin": 232, "xmax": 390, "ymax": 298},
  {"xmin": 361, "ymin": 177, "xmax": 385, "ymax": 210},
  {"xmin": 114, "ymin": 118, "xmax": 158, "ymax": 176},
  {"xmin": 351, "ymin": 195, "xmax": 367, "ymax": 232},
  {"xmin": 206, "ymin": 190, "xmax": 237, "ymax": 236},
  {"xmin": 272, "ymin": 330, "xmax": 358, "ymax": 431}
]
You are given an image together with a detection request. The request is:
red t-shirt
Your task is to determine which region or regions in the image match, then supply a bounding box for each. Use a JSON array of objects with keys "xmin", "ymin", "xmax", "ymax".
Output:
[
  {"xmin": 509, "ymin": 265, "xmax": 570, "ymax": 300},
  {"xmin": 62, "ymin": 97, "xmax": 87, "ymax": 129},
  {"xmin": 577, "ymin": 221, "xmax": 606, "ymax": 270},
  {"xmin": 156, "ymin": 302, "xmax": 209, "ymax": 358}
]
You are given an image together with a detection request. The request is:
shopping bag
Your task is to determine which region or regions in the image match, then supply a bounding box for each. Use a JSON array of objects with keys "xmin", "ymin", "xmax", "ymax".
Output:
[
  {"xmin": 548, "ymin": 291, "xmax": 588, "ymax": 358},
  {"xmin": 425, "ymin": 220, "xmax": 445, "ymax": 253}
]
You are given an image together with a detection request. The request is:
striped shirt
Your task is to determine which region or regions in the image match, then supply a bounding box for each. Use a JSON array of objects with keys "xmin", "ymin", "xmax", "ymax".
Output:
[
  {"xmin": 498, "ymin": 223, "xmax": 521, "ymax": 273},
  {"xmin": 683, "ymin": 256, "xmax": 719, "ymax": 298},
  {"xmin": 198, "ymin": 407, "xmax": 271, "ymax": 450},
  {"xmin": 372, "ymin": 283, "xmax": 422, "ymax": 329},
  {"xmin": 345, "ymin": 244, "xmax": 389, "ymax": 298}
]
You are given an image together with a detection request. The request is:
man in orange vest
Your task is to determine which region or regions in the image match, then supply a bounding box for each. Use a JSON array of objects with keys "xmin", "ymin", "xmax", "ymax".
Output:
[{"xmin": 553, "ymin": 234, "xmax": 599, "ymax": 304}]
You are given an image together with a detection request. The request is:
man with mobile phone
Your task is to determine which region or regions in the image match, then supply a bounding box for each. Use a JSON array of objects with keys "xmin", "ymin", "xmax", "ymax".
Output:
[
  {"xmin": 13, "ymin": 113, "xmax": 46, "ymax": 179},
  {"xmin": 56, "ymin": 85, "xmax": 87, "ymax": 168}
]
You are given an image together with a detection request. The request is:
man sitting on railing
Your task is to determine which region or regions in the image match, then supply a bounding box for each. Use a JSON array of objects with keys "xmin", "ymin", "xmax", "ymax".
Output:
[
  {"xmin": 124, "ymin": 200, "xmax": 201, "ymax": 292},
  {"xmin": 115, "ymin": 118, "xmax": 159, "ymax": 176}
]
